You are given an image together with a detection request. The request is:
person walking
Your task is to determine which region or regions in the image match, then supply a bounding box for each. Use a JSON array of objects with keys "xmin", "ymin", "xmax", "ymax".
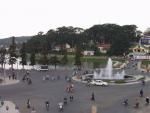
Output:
[
  {"xmin": 70, "ymin": 95, "xmax": 74, "ymax": 102},
  {"xmin": 27, "ymin": 99, "xmax": 31, "ymax": 108},
  {"xmin": 142, "ymin": 80, "xmax": 145, "ymax": 86},
  {"xmin": 91, "ymin": 92, "xmax": 95, "ymax": 101},
  {"xmin": 140, "ymin": 89, "xmax": 144, "ymax": 97},
  {"xmin": 134, "ymin": 99, "xmax": 139, "ymax": 108},
  {"xmin": 145, "ymin": 97, "xmax": 149, "ymax": 105},
  {"xmin": 31, "ymin": 107, "xmax": 36, "ymax": 113}
]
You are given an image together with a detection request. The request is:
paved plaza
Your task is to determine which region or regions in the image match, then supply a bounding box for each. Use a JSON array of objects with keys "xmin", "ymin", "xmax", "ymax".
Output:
[{"xmin": 0, "ymin": 61, "xmax": 150, "ymax": 113}]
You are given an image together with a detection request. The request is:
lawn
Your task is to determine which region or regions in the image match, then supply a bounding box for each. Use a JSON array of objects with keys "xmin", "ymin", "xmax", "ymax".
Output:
[{"xmin": 142, "ymin": 60, "xmax": 150, "ymax": 66}]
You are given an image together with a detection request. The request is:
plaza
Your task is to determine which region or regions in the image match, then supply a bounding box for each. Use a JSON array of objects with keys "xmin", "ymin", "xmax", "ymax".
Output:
[{"xmin": 0, "ymin": 60, "xmax": 150, "ymax": 113}]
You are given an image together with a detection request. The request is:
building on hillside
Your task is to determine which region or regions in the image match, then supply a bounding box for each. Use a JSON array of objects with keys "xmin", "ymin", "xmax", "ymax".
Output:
[
  {"xmin": 130, "ymin": 35, "xmax": 150, "ymax": 60},
  {"xmin": 139, "ymin": 36, "xmax": 150, "ymax": 48},
  {"xmin": 97, "ymin": 43, "xmax": 111, "ymax": 53},
  {"xmin": 52, "ymin": 43, "xmax": 71, "ymax": 52},
  {"xmin": 83, "ymin": 50, "xmax": 95, "ymax": 56}
]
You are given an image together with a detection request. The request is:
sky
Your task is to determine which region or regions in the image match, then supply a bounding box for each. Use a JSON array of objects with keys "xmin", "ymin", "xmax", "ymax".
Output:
[{"xmin": 0, "ymin": 0, "xmax": 150, "ymax": 38}]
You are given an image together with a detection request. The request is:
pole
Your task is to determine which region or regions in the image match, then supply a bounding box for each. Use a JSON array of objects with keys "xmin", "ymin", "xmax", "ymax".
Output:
[
  {"xmin": 3, "ymin": 60, "xmax": 6, "ymax": 82},
  {"xmin": 17, "ymin": 60, "xmax": 18, "ymax": 79}
]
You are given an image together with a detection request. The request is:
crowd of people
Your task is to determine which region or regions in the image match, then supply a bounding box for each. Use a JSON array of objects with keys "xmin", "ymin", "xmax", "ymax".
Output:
[{"xmin": 123, "ymin": 80, "xmax": 150, "ymax": 109}]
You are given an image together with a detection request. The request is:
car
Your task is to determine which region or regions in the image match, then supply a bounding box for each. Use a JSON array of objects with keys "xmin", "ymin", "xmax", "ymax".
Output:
[
  {"xmin": 90, "ymin": 80, "xmax": 108, "ymax": 86},
  {"xmin": 37, "ymin": 65, "xmax": 49, "ymax": 71}
]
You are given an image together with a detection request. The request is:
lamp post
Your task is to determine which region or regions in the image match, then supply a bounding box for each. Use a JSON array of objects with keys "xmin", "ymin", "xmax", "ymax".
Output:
[
  {"xmin": 3, "ymin": 59, "xmax": 6, "ymax": 82},
  {"xmin": 3, "ymin": 55, "xmax": 8, "ymax": 82},
  {"xmin": 16, "ymin": 58, "xmax": 19, "ymax": 79}
]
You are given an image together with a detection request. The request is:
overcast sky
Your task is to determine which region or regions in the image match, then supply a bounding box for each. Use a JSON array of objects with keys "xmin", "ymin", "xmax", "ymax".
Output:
[{"xmin": 0, "ymin": 0, "xmax": 150, "ymax": 38}]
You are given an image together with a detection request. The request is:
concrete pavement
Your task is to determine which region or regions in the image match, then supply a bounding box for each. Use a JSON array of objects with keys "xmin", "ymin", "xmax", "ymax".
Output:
[{"xmin": 0, "ymin": 61, "xmax": 150, "ymax": 113}]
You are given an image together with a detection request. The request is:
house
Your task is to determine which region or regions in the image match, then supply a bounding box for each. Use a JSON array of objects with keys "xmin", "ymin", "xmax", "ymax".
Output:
[
  {"xmin": 139, "ymin": 36, "xmax": 150, "ymax": 48},
  {"xmin": 52, "ymin": 43, "xmax": 71, "ymax": 52},
  {"xmin": 129, "ymin": 29, "xmax": 150, "ymax": 60},
  {"xmin": 97, "ymin": 43, "xmax": 111, "ymax": 53},
  {"xmin": 83, "ymin": 50, "xmax": 94, "ymax": 56}
]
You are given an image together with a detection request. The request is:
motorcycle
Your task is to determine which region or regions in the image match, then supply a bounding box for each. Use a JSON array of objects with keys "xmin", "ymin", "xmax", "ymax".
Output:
[
  {"xmin": 123, "ymin": 99, "xmax": 128, "ymax": 106},
  {"xmin": 45, "ymin": 101, "xmax": 50, "ymax": 111},
  {"xmin": 58, "ymin": 102, "xmax": 64, "ymax": 111}
]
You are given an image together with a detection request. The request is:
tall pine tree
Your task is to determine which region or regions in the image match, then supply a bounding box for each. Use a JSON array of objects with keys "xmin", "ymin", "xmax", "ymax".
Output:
[
  {"xmin": 20, "ymin": 42, "xmax": 27, "ymax": 69},
  {"xmin": 9, "ymin": 37, "xmax": 17, "ymax": 69}
]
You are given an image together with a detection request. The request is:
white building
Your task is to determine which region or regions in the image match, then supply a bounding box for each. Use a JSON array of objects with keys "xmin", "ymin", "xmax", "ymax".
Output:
[{"xmin": 83, "ymin": 50, "xmax": 94, "ymax": 56}]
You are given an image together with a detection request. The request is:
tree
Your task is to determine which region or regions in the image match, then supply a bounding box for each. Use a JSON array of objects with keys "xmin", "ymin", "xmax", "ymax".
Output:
[
  {"xmin": 30, "ymin": 52, "xmax": 36, "ymax": 66},
  {"xmin": 9, "ymin": 37, "xmax": 17, "ymax": 69},
  {"xmin": 50, "ymin": 55, "xmax": 59, "ymax": 69},
  {"xmin": 38, "ymin": 41, "xmax": 49, "ymax": 65},
  {"xmin": 20, "ymin": 42, "xmax": 27, "ymax": 69},
  {"xmin": 143, "ymin": 28, "xmax": 150, "ymax": 36},
  {"xmin": 39, "ymin": 54, "xmax": 49, "ymax": 65},
  {"xmin": 74, "ymin": 47, "xmax": 82, "ymax": 69},
  {"xmin": 61, "ymin": 50, "xmax": 68, "ymax": 65},
  {"xmin": 108, "ymin": 33, "xmax": 130, "ymax": 56},
  {"xmin": 0, "ymin": 48, "xmax": 6, "ymax": 69}
]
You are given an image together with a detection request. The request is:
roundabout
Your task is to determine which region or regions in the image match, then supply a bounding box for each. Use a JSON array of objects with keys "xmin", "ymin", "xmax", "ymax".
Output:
[
  {"xmin": 72, "ymin": 58, "xmax": 150, "ymax": 85},
  {"xmin": 0, "ymin": 60, "xmax": 150, "ymax": 113}
]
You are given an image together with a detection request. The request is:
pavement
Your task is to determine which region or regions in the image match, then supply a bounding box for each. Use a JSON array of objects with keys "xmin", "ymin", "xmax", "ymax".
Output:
[
  {"xmin": 0, "ymin": 60, "xmax": 150, "ymax": 113},
  {"xmin": 0, "ymin": 77, "xmax": 19, "ymax": 86},
  {"xmin": 0, "ymin": 101, "xmax": 19, "ymax": 113}
]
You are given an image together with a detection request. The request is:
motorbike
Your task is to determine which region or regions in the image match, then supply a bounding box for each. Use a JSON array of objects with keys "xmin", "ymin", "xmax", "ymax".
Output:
[
  {"xmin": 58, "ymin": 102, "xmax": 64, "ymax": 111},
  {"xmin": 123, "ymin": 99, "xmax": 128, "ymax": 106},
  {"xmin": 45, "ymin": 101, "xmax": 49, "ymax": 111}
]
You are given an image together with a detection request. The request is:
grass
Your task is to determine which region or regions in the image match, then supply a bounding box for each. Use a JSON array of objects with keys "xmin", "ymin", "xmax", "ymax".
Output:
[
  {"xmin": 142, "ymin": 60, "xmax": 150, "ymax": 66},
  {"xmin": 137, "ymin": 76, "xmax": 145, "ymax": 81},
  {"xmin": 27, "ymin": 54, "xmax": 125, "ymax": 67},
  {"xmin": 115, "ymin": 80, "xmax": 126, "ymax": 84},
  {"xmin": 103, "ymin": 79, "xmax": 126, "ymax": 84}
]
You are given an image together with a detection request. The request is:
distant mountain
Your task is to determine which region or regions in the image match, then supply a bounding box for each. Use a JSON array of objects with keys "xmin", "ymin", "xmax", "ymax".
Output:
[{"xmin": 0, "ymin": 36, "xmax": 32, "ymax": 47}]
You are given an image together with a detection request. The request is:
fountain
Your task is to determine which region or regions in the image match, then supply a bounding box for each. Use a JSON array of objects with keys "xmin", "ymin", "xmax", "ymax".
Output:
[{"xmin": 93, "ymin": 58, "xmax": 125, "ymax": 80}]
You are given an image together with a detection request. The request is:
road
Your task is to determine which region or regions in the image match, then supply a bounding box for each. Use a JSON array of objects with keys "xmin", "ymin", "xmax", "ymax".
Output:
[{"xmin": 0, "ymin": 61, "xmax": 150, "ymax": 113}]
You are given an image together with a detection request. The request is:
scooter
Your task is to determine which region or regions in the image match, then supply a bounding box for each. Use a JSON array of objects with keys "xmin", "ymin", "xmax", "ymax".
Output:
[
  {"xmin": 123, "ymin": 99, "xmax": 128, "ymax": 106},
  {"xmin": 58, "ymin": 102, "xmax": 64, "ymax": 112},
  {"xmin": 45, "ymin": 101, "xmax": 49, "ymax": 111}
]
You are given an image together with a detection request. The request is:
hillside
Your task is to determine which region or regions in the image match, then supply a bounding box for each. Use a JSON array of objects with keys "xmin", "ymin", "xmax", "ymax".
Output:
[{"xmin": 0, "ymin": 36, "xmax": 32, "ymax": 46}]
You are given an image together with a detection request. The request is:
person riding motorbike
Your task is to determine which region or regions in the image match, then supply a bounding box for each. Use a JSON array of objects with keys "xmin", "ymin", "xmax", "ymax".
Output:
[
  {"xmin": 45, "ymin": 101, "xmax": 50, "ymax": 111},
  {"xmin": 58, "ymin": 102, "xmax": 63, "ymax": 111},
  {"xmin": 123, "ymin": 99, "xmax": 128, "ymax": 106}
]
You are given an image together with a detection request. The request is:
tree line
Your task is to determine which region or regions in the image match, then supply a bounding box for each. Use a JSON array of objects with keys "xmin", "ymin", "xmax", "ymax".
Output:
[
  {"xmin": 0, "ymin": 24, "xmax": 142, "ymax": 69},
  {"xmin": 25, "ymin": 24, "xmax": 141, "ymax": 56}
]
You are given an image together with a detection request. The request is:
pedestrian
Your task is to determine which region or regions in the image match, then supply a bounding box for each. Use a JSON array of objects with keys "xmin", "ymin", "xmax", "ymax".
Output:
[
  {"xmin": 142, "ymin": 80, "xmax": 145, "ymax": 86},
  {"xmin": 64, "ymin": 97, "xmax": 67, "ymax": 105},
  {"xmin": 91, "ymin": 92, "xmax": 95, "ymax": 101},
  {"xmin": 28, "ymin": 79, "xmax": 32, "ymax": 85},
  {"xmin": 12, "ymin": 72, "xmax": 15, "ymax": 80},
  {"xmin": 123, "ymin": 99, "xmax": 128, "ymax": 106},
  {"xmin": 140, "ymin": 89, "xmax": 144, "ymax": 97},
  {"xmin": 57, "ymin": 75, "xmax": 60, "ymax": 80},
  {"xmin": 70, "ymin": 95, "xmax": 74, "ymax": 102},
  {"xmin": 43, "ymin": 75, "xmax": 46, "ymax": 81},
  {"xmin": 15, "ymin": 106, "xmax": 19, "ymax": 113},
  {"xmin": 27, "ymin": 99, "xmax": 31, "ymax": 108},
  {"xmin": 31, "ymin": 107, "xmax": 36, "ymax": 113},
  {"xmin": 6, "ymin": 106, "xmax": 9, "ymax": 110},
  {"xmin": 134, "ymin": 99, "xmax": 139, "ymax": 108},
  {"xmin": 145, "ymin": 97, "xmax": 149, "ymax": 105},
  {"xmin": 46, "ymin": 75, "xmax": 49, "ymax": 80}
]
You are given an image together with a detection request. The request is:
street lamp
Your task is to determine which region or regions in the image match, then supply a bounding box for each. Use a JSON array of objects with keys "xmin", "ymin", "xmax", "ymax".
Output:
[
  {"xmin": 3, "ymin": 59, "xmax": 6, "ymax": 82},
  {"xmin": 3, "ymin": 55, "xmax": 8, "ymax": 82}
]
